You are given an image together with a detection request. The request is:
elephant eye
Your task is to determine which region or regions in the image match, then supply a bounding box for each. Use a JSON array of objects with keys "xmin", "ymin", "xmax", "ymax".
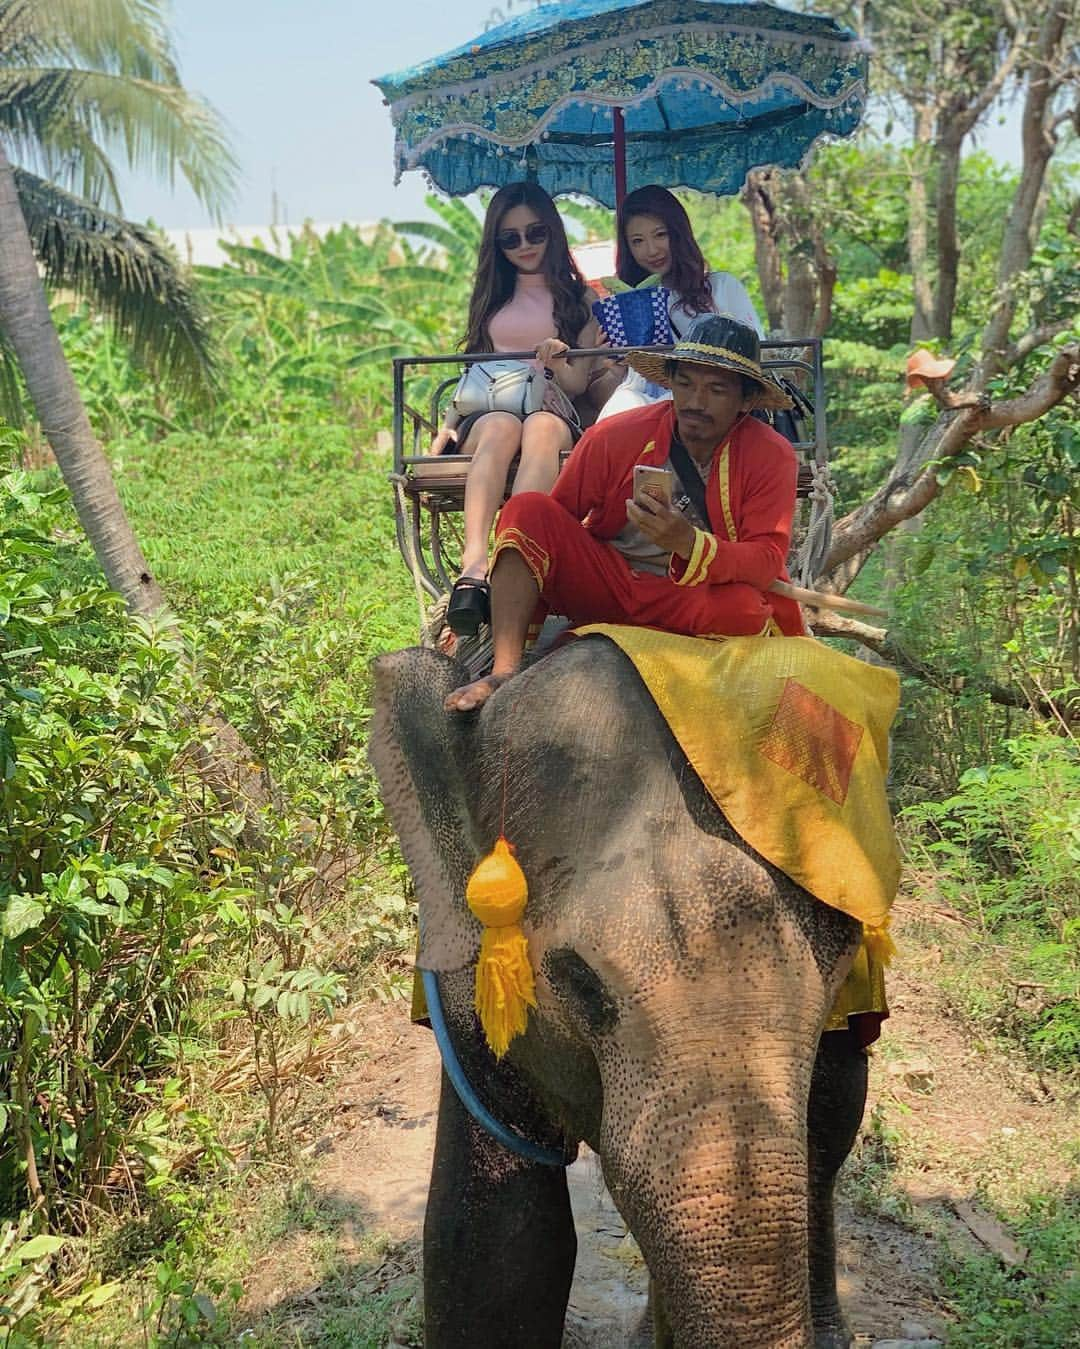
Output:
[{"xmin": 544, "ymin": 948, "xmax": 619, "ymax": 1036}]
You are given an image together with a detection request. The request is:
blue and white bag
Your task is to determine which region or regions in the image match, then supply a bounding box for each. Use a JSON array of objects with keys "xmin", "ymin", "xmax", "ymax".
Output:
[{"xmin": 592, "ymin": 285, "xmax": 673, "ymax": 348}]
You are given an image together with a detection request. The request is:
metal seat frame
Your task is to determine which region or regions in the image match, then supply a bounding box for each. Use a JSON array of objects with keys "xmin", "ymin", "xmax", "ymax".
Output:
[{"xmin": 391, "ymin": 341, "xmax": 827, "ymax": 600}]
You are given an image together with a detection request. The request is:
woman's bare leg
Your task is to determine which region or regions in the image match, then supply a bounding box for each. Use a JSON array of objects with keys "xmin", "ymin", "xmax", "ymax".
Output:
[
  {"xmin": 512, "ymin": 412, "xmax": 572, "ymax": 496},
  {"xmin": 459, "ymin": 412, "xmax": 524, "ymax": 578}
]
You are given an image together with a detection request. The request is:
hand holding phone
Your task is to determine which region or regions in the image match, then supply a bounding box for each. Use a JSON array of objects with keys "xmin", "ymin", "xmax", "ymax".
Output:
[
  {"xmin": 628, "ymin": 465, "xmax": 694, "ymax": 559},
  {"xmin": 632, "ymin": 464, "xmax": 673, "ymax": 508}
]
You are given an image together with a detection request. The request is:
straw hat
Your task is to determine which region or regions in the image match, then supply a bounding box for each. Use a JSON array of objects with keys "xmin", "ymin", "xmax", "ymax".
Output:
[
  {"xmin": 905, "ymin": 349, "xmax": 956, "ymax": 389},
  {"xmin": 625, "ymin": 314, "xmax": 793, "ymax": 412}
]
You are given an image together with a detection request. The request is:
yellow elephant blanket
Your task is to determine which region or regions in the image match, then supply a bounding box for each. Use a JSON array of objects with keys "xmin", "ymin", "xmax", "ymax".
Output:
[{"xmin": 575, "ymin": 626, "xmax": 901, "ymax": 1034}]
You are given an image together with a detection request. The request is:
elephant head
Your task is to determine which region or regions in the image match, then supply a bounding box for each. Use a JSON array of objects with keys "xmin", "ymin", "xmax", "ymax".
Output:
[{"xmin": 369, "ymin": 638, "xmax": 864, "ymax": 1349}]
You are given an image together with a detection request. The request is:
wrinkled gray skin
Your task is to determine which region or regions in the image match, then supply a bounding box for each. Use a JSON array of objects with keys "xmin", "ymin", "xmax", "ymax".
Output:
[{"xmin": 369, "ymin": 640, "xmax": 869, "ymax": 1349}]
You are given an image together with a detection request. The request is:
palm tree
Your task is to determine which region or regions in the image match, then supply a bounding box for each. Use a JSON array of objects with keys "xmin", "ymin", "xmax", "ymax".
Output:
[{"xmin": 0, "ymin": 0, "xmax": 236, "ymax": 612}]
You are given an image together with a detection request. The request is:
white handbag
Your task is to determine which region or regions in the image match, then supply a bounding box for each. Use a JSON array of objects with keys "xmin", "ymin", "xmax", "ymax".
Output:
[{"xmin": 451, "ymin": 359, "xmax": 547, "ymax": 419}]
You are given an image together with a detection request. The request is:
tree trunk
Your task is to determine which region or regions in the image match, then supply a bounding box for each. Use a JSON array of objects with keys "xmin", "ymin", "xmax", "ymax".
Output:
[
  {"xmin": 741, "ymin": 170, "xmax": 785, "ymax": 333},
  {"xmin": 0, "ymin": 141, "xmax": 164, "ymax": 616},
  {"xmin": 782, "ymin": 247, "xmax": 817, "ymax": 339},
  {"xmin": 0, "ymin": 143, "xmax": 303, "ymax": 848},
  {"xmin": 978, "ymin": 3, "xmax": 1070, "ymax": 385},
  {"xmin": 781, "ymin": 174, "xmax": 834, "ymax": 339},
  {"xmin": 812, "ymin": 237, "xmax": 837, "ymax": 339},
  {"xmin": 907, "ymin": 107, "xmax": 936, "ymax": 341},
  {"xmin": 933, "ymin": 128, "xmax": 964, "ymax": 341}
]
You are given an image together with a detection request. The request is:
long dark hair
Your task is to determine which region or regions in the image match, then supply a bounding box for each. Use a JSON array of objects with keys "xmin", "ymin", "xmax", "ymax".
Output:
[
  {"xmin": 463, "ymin": 182, "xmax": 591, "ymax": 352},
  {"xmin": 616, "ymin": 185, "xmax": 714, "ymax": 317}
]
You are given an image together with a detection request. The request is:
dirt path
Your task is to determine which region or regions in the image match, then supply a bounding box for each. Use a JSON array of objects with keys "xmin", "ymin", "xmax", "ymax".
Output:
[{"xmin": 238, "ymin": 896, "xmax": 1076, "ymax": 1346}]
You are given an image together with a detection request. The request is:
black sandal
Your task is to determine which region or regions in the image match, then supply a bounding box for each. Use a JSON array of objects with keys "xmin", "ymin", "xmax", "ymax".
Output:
[{"xmin": 446, "ymin": 576, "xmax": 491, "ymax": 637}]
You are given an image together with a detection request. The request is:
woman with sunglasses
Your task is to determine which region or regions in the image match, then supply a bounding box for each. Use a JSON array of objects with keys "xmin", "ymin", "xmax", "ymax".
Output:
[
  {"xmin": 432, "ymin": 182, "xmax": 601, "ymax": 636},
  {"xmin": 596, "ymin": 185, "xmax": 762, "ymax": 420}
]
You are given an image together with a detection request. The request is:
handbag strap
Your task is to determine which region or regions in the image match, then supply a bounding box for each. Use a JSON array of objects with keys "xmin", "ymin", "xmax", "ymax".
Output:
[{"xmin": 667, "ymin": 432, "xmax": 712, "ymax": 529}]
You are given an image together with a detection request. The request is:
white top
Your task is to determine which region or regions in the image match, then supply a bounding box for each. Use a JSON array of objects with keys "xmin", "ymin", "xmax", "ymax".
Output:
[{"xmin": 669, "ymin": 270, "xmax": 763, "ymax": 339}]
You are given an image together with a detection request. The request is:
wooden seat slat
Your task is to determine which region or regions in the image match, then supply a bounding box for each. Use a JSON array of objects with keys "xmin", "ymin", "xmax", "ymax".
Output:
[{"xmin": 401, "ymin": 458, "xmax": 815, "ymax": 501}]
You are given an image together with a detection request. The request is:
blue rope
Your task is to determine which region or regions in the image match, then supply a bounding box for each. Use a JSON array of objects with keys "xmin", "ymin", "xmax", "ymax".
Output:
[{"xmin": 421, "ymin": 968, "xmax": 569, "ymax": 1168}]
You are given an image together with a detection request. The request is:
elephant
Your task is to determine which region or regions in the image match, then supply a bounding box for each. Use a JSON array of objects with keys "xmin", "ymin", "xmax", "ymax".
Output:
[{"xmin": 369, "ymin": 637, "xmax": 872, "ymax": 1349}]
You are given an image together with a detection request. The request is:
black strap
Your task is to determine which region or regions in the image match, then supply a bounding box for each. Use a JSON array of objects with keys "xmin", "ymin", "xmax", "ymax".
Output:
[{"xmin": 667, "ymin": 432, "xmax": 712, "ymax": 530}]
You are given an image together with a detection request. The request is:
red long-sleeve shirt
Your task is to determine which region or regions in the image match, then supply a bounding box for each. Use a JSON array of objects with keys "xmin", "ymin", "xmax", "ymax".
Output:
[{"xmin": 551, "ymin": 401, "xmax": 804, "ymax": 635}]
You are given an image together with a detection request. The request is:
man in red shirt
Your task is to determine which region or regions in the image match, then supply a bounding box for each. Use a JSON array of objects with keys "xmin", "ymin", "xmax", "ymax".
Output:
[{"xmin": 445, "ymin": 314, "xmax": 803, "ymax": 713}]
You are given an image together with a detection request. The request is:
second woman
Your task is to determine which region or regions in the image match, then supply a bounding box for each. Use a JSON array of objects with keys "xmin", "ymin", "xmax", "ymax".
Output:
[{"xmin": 596, "ymin": 185, "xmax": 762, "ymax": 420}]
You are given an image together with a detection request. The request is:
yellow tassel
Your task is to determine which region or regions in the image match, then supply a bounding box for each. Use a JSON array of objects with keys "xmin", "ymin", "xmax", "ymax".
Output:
[
  {"xmin": 466, "ymin": 836, "xmax": 536, "ymax": 1058},
  {"xmin": 862, "ymin": 919, "xmax": 896, "ymax": 968}
]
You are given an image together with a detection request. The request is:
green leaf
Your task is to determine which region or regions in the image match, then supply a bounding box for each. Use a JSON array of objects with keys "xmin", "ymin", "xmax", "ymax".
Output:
[
  {"xmin": 16, "ymin": 1235, "xmax": 66, "ymax": 1261},
  {"xmin": 2, "ymin": 894, "xmax": 46, "ymax": 939},
  {"xmin": 104, "ymin": 876, "xmax": 130, "ymax": 903},
  {"xmin": 193, "ymin": 1293, "xmax": 218, "ymax": 1324},
  {"xmin": 899, "ymin": 396, "xmax": 936, "ymax": 427}
]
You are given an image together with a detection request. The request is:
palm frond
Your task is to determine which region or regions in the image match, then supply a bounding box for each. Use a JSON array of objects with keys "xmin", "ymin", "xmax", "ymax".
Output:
[
  {"xmin": 1, "ymin": 66, "xmax": 236, "ymax": 216},
  {"xmin": 14, "ymin": 167, "xmax": 216, "ymax": 396},
  {"xmin": 14, "ymin": 1, "xmax": 183, "ymax": 84},
  {"xmin": 1, "ymin": 0, "xmax": 236, "ymax": 216},
  {"xmin": 0, "ymin": 93, "xmax": 125, "ymax": 209}
]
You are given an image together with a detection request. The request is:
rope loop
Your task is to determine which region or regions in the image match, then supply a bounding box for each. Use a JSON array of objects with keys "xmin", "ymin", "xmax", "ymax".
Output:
[{"xmin": 796, "ymin": 460, "xmax": 837, "ymax": 587}]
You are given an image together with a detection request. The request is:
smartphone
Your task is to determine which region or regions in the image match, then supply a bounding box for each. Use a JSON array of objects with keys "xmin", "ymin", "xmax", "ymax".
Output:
[{"xmin": 633, "ymin": 464, "xmax": 673, "ymax": 508}]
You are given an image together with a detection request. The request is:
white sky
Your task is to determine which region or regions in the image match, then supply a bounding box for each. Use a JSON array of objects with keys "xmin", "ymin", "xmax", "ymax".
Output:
[{"xmin": 116, "ymin": 0, "xmax": 1026, "ymax": 230}]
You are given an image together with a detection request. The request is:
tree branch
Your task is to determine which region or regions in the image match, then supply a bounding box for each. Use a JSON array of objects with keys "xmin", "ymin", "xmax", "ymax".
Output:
[
  {"xmin": 807, "ymin": 613, "xmax": 1069, "ymax": 717},
  {"xmin": 1004, "ymin": 317, "xmax": 1077, "ymax": 366},
  {"xmin": 978, "ymin": 343, "xmax": 1080, "ymax": 428},
  {"xmin": 826, "ymin": 343, "xmax": 1080, "ymax": 572},
  {"xmin": 978, "ymin": 3, "xmax": 1073, "ymax": 383},
  {"xmin": 956, "ymin": 24, "xmax": 1028, "ymax": 132}
]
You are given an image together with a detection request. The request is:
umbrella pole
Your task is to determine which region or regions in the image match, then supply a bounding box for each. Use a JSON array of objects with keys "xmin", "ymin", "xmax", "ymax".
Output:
[{"xmin": 613, "ymin": 106, "xmax": 626, "ymax": 210}]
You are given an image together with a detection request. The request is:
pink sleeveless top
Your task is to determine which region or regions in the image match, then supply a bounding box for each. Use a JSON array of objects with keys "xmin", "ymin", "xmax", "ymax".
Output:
[{"xmin": 487, "ymin": 272, "xmax": 557, "ymax": 351}]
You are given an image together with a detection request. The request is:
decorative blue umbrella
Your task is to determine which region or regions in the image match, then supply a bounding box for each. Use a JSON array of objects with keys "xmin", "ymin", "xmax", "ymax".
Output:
[{"xmin": 374, "ymin": 0, "xmax": 868, "ymax": 207}]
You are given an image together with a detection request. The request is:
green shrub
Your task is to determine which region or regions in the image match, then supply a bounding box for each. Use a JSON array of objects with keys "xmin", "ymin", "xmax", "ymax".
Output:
[
  {"xmin": 940, "ymin": 1190, "xmax": 1080, "ymax": 1347},
  {"xmin": 0, "ymin": 448, "xmax": 355, "ymax": 1254},
  {"xmin": 902, "ymin": 734, "xmax": 1080, "ymax": 1068},
  {"xmin": 0, "ymin": 458, "xmax": 247, "ymax": 1223}
]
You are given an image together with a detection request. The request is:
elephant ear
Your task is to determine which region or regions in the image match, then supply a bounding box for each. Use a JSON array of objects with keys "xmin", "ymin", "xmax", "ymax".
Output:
[{"xmin": 368, "ymin": 648, "xmax": 482, "ymax": 972}]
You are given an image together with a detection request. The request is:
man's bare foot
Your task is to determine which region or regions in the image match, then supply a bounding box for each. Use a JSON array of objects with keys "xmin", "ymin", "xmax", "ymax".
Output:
[{"xmin": 444, "ymin": 671, "xmax": 513, "ymax": 713}]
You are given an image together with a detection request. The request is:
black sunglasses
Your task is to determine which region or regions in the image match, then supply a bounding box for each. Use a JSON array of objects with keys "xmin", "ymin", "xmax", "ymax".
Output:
[{"xmin": 496, "ymin": 223, "xmax": 549, "ymax": 250}]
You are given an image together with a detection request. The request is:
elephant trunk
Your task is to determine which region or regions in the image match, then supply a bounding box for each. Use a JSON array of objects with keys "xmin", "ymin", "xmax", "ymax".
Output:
[{"xmin": 601, "ymin": 1005, "xmax": 821, "ymax": 1349}]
